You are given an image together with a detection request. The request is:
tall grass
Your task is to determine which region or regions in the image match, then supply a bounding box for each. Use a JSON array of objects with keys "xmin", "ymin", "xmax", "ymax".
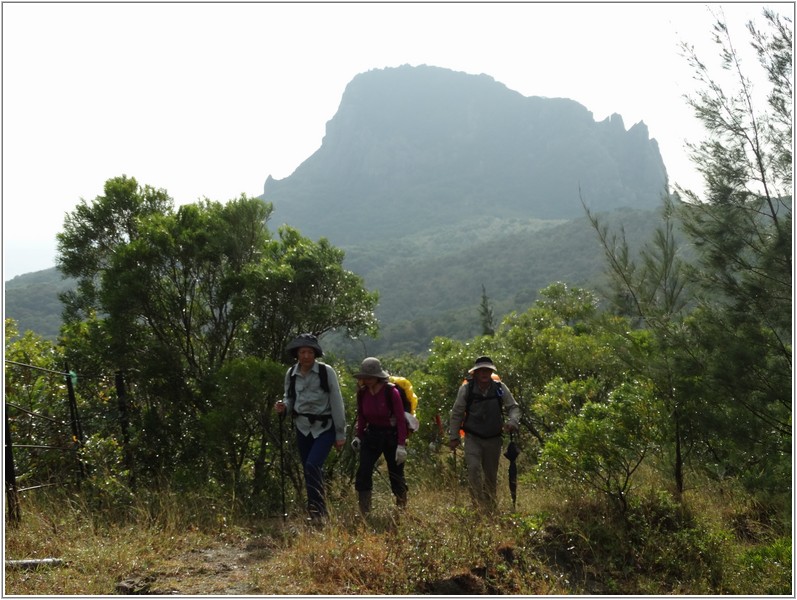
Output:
[{"xmin": 4, "ymin": 457, "xmax": 792, "ymax": 595}]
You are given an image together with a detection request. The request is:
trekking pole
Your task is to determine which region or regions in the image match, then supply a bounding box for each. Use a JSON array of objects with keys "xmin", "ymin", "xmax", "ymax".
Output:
[
  {"xmin": 278, "ymin": 411, "xmax": 287, "ymax": 522},
  {"xmin": 452, "ymin": 444, "xmax": 459, "ymax": 504}
]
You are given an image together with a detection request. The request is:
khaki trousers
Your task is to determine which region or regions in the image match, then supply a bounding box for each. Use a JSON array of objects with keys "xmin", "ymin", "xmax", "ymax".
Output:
[{"xmin": 463, "ymin": 434, "xmax": 502, "ymax": 511}]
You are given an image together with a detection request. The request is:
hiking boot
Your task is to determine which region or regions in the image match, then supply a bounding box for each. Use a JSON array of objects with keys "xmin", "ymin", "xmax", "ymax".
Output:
[
  {"xmin": 358, "ymin": 490, "xmax": 372, "ymax": 515},
  {"xmin": 396, "ymin": 493, "xmax": 407, "ymax": 509}
]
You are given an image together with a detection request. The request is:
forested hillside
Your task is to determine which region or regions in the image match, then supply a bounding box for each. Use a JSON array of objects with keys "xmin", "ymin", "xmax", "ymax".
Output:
[
  {"xmin": 4, "ymin": 268, "xmax": 73, "ymax": 339},
  {"xmin": 338, "ymin": 208, "xmax": 664, "ymax": 356},
  {"xmin": 4, "ymin": 207, "xmax": 660, "ymax": 348}
]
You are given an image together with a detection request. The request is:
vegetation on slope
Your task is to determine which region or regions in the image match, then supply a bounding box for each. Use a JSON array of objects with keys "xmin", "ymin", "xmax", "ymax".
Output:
[{"xmin": 5, "ymin": 461, "xmax": 791, "ymax": 595}]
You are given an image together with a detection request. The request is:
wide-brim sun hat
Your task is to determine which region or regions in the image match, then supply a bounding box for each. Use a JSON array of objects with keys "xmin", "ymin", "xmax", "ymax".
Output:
[
  {"xmin": 468, "ymin": 355, "xmax": 498, "ymax": 373},
  {"xmin": 286, "ymin": 333, "xmax": 323, "ymax": 358},
  {"xmin": 354, "ymin": 357, "xmax": 389, "ymax": 380}
]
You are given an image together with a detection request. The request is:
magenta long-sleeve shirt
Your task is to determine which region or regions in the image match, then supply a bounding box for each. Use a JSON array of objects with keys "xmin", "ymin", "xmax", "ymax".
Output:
[{"xmin": 356, "ymin": 383, "xmax": 408, "ymax": 446}]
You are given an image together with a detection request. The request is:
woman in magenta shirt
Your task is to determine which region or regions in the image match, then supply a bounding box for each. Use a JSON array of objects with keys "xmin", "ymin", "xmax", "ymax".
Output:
[{"xmin": 351, "ymin": 357, "xmax": 408, "ymax": 515}]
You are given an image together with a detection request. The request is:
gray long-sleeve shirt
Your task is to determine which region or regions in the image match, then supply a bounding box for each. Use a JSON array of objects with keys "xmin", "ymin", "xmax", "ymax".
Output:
[{"xmin": 283, "ymin": 361, "xmax": 347, "ymax": 441}]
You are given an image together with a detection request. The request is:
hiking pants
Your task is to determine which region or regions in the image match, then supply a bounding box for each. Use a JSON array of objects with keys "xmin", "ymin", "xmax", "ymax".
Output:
[
  {"xmin": 463, "ymin": 434, "xmax": 502, "ymax": 511},
  {"xmin": 355, "ymin": 426, "xmax": 407, "ymax": 501},
  {"xmin": 296, "ymin": 426, "xmax": 335, "ymax": 517}
]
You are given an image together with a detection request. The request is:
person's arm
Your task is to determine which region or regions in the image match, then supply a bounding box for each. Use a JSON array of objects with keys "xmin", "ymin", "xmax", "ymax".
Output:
[
  {"xmin": 275, "ymin": 367, "xmax": 293, "ymax": 414},
  {"xmin": 326, "ymin": 365, "xmax": 347, "ymax": 446},
  {"xmin": 448, "ymin": 384, "xmax": 468, "ymax": 443},
  {"xmin": 501, "ymin": 383, "xmax": 521, "ymax": 430}
]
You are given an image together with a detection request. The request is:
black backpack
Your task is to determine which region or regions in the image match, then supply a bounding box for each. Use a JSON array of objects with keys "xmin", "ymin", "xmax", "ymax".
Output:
[
  {"xmin": 287, "ymin": 362, "xmax": 330, "ymax": 400},
  {"xmin": 461, "ymin": 378, "xmax": 504, "ymax": 438},
  {"xmin": 287, "ymin": 362, "xmax": 332, "ymax": 426}
]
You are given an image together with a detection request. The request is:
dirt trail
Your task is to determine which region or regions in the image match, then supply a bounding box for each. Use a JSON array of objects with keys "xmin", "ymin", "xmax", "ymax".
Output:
[{"xmin": 116, "ymin": 537, "xmax": 273, "ymax": 595}]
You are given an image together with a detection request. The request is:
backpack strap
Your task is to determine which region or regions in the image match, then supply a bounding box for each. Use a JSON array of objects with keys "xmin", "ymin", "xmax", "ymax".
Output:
[
  {"xmin": 288, "ymin": 363, "xmax": 332, "ymax": 427},
  {"xmin": 287, "ymin": 364, "xmax": 298, "ymax": 401},
  {"xmin": 464, "ymin": 379, "xmax": 504, "ymax": 421},
  {"xmin": 383, "ymin": 382, "xmax": 397, "ymax": 416},
  {"xmin": 357, "ymin": 383, "xmax": 400, "ymax": 426},
  {"xmin": 318, "ymin": 362, "xmax": 330, "ymax": 393},
  {"xmin": 287, "ymin": 362, "xmax": 330, "ymax": 400}
]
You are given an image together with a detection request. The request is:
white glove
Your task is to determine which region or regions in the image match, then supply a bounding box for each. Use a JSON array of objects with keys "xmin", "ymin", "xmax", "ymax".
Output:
[
  {"xmin": 504, "ymin": 422, "xmax": 519, "ymax": 433},
  {"xmin": 351, "ymin": 437, "xmax": 361, "ymax": 452},
  {"xmin": 395, "ymin": 445, "xmax": 407, "ymax": 465}
]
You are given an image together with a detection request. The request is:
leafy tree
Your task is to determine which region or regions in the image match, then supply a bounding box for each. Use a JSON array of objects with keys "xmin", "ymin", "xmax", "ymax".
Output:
[
  {"xmin": 54, "ymin": 177, "xmax": 378, "ymax": 498},
  {"xmin": 56, "ymin": 175, "xmax": 173, "ymax": 321},
  {"xmin": 418, "ymin": 336, "xmax": 475, "ymax": 429},
  {"xmin": 538, "ymin": 379, "xmax": 662, "ymax": 512},
  {"xmin": 242, "ymin": 225, "xmax": 379, "ymax": 362},
  {"xmin": 479, "ymin": 284, "xmax": 496, "ymax": 336},
  {"xmin": 496, "ymin": 283, "xmax": 623, "ymax": 447},
  {"xmin": 676, "ymin": 8, "xmax": 791, "ymax": 501},
  {"xmin": 585, "ymin": 198, "xmax": 696, "ymax": 496},
  {"xmin": 4, "ymin": 319, "xmax": 75, "ymax": 490}
]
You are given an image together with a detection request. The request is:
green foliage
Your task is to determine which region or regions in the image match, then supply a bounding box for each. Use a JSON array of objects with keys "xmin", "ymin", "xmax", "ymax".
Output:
[
  {"xmin": 493, "ymin": 284, "xmax": 626, "ymax": 447},
  {"xmin": 49, "ymin": 177, "xmax": 379, "ymax": 496},
  {"xmin": 408, "ymin": 337, "xmax": 472, "ymax": 446},
  {"xmin": 534, "ymin": 376, "xmax": 604, "ymax": 433},
  {"xmin": 4, "ymin": 320, "xmax": 77, "ymax": 489},
  {"xmin": 241, "ymin": 225, "xmax": 379, "ymax": 361},
  {"xmin": 538, "ymin": 380, "xmax": 661, "ymax": 511},
  {"xmin": 56, "ymin": 175, "xmax": 174, "ymax": 321},
  {"xmin": 203, "ymin": 356, "xmax": 285, "ymax": 502},
  {"xmin": 478, "ymin": 284, "xmax": 496, "ymax": 336},
  {"xmin": 77, "ymin": 434, "xmax": 135, "ymax": 515},
  {"xmin": 733, "ymin": 537, "xmax": 792, "ymax": 594},
  {"xmin": 674, "ymin": 8, "xmax": 792, "ymax": 501}
]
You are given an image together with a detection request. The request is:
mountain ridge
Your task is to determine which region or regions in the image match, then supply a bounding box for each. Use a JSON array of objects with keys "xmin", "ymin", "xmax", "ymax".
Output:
[{"xmin": 260, "ymin": 64, "xmax": 668, "ymax": 247}]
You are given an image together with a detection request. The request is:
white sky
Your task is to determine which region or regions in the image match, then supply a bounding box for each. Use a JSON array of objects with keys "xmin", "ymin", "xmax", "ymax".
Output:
[{"xmin": 2, "ymin": 2, "xmax": 787, "ymax": 280}]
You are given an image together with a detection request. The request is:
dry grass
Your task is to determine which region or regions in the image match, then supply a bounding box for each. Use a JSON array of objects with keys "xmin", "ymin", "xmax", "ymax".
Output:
[{"xmin": 4, "ymin": 464, "xmax": 791, "ymax": 595}]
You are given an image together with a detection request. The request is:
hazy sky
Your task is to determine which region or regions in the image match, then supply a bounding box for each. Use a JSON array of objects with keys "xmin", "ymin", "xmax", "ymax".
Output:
[{"xmin": 2, "ymin": 2, "xmax": 786, "ymax": 279}]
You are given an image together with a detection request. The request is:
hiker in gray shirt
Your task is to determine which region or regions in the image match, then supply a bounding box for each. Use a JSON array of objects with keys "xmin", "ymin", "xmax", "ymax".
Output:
[
  {"xmin": 449, "ymin": 356, "xmax": 520, "ymax": 512},
  {"xmin": 275, "ymin": 334, "xmax": 346, "ymax": 522}
]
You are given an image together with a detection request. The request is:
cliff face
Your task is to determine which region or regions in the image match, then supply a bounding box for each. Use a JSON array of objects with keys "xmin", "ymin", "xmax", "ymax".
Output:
[{"xmin": 260, "ymin": 64, "xmax": 668, "ymax": 245}]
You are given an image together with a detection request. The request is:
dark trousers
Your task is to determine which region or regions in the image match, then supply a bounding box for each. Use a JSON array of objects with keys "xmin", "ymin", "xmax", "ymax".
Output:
[
  {"xmin": 296, "ymin": 427, "xmax": 335, "ymax": 517},
  {"xmin": 355, "ymin": 427, "xmax": 407, "ymax": 500}
]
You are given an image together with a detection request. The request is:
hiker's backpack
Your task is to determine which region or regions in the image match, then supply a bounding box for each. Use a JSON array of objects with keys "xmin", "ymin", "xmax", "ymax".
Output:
[
  {"xmin": 287, "ymin": 362, "xmax": 332, "ymax": 426},
  {"xmin": 357, "ymin": 377, "xmax": 420, "ymax": 433},
  {"xmin": 287, "ymin": 362, "xmax": 330, "ymax": 399},
  {"xmin": 389, "ymin": 375, "xmax": 420, "ymax": 433},
  {"xmin": 460, "ymin": 374, "xmax": 504, "ymax": 439}
]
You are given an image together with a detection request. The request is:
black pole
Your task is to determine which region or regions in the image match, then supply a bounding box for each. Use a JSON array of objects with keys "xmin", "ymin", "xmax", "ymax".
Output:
[
  {"xmin": 279, "ymin": 411, "xmax": 287, "ymax": 521},
  {"xmin": 115, "ymin": 371, "xmax": 135, "ymax": 490},
  {"xmin": 64, "ymin": 363, "xmax": 84, "ymax": 484},
  {"xmin": 5, "ymin": 406, "xmax": 21, "ymax": 525}
]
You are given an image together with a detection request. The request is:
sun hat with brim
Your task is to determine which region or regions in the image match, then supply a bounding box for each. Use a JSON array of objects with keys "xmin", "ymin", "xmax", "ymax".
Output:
[
  {"xmin": 286, "ymin": 333, "xmax": 323, "ymax": 358},
  {"xmin": 468, "ymin": 355, "xmax": 498, "ymax": 373},
  {"xmin": 354, "ymin": 357, "xmax": 389, "ymax": 380}
]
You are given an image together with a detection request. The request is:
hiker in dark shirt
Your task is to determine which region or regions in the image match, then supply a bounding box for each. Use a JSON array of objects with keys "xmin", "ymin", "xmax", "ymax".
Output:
[
  {"xmin": 351, "ymin": 357, "xmax": 408, "ymax": 515},
  {"xmin": 274, "ymin": 334, "xmax": 346, "ymax": 522}
]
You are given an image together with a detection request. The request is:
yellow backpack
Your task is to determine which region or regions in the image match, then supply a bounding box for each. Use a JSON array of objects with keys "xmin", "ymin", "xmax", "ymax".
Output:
[{"xmin": 389, "ymin": 375, "xmax": 419, "ymax": 432}]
